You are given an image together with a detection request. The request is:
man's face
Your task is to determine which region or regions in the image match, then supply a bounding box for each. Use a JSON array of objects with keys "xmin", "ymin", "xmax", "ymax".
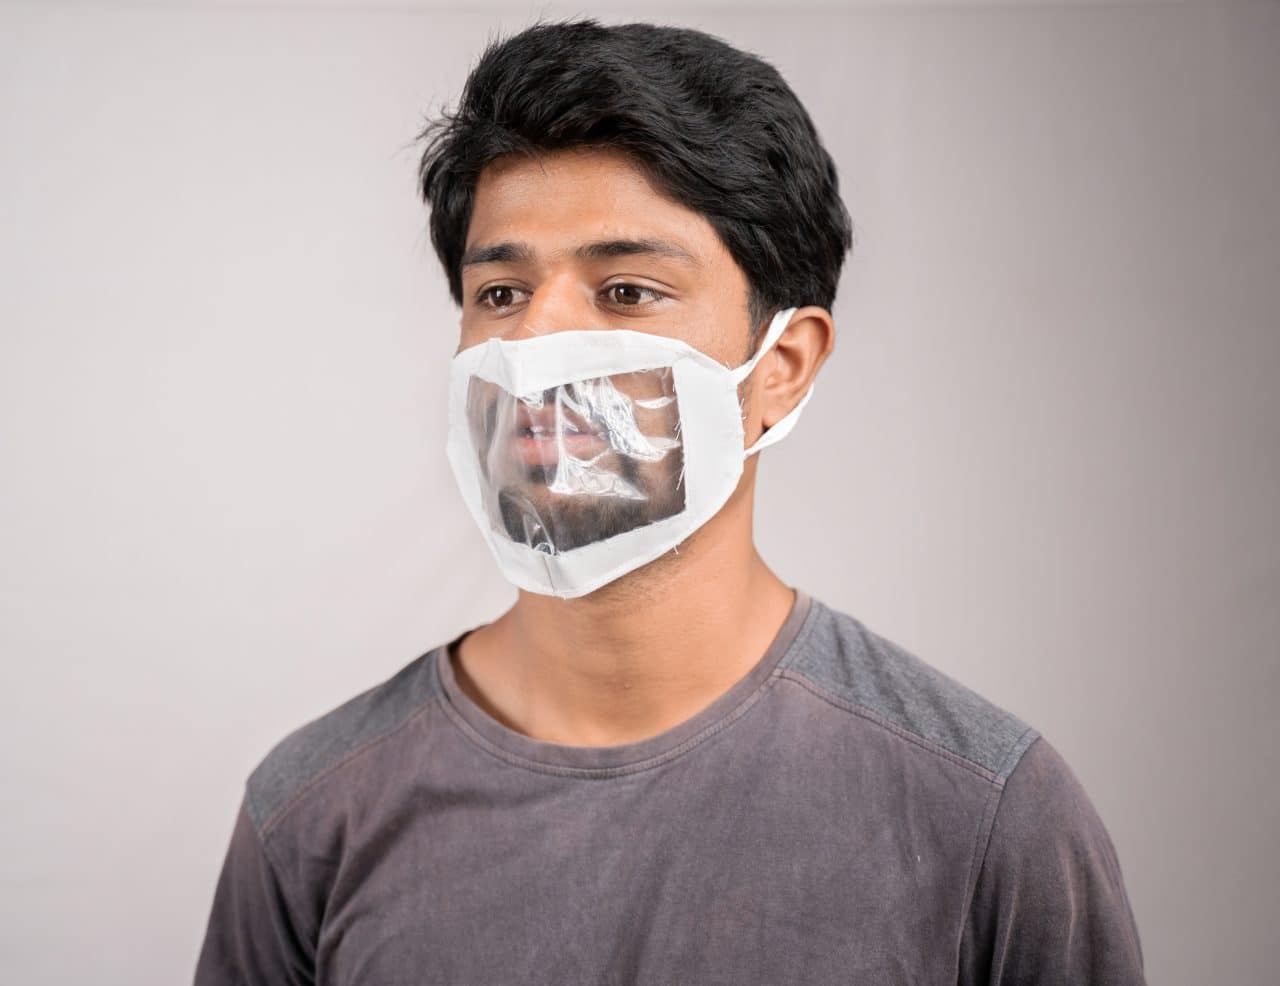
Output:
[{"xmin": 457, "ymin": 147, "xmax": 757, "ymax": 554}]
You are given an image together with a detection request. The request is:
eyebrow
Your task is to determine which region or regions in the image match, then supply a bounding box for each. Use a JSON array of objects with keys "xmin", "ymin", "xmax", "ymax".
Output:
[
  {"xmin": 460, "ymin": 242, "xmax": 534, "ymax": 268},
  {"xmin": 577, "ymin": 238, "xmax": 700, "ymax": 266},
  {"xmin": 460, "ymin": 238, "xmax": 700, "ymax": 269}
]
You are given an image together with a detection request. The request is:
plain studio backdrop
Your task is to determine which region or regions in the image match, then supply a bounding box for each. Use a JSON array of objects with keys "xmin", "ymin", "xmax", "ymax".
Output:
[{"xmin": 1, "ymin": 0, "xmax": 1277, "ymax": 982}]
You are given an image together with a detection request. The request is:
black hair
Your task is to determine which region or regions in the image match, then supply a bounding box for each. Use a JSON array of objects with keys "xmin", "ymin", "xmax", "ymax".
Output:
[{"xmin": 416, "ymin": 19, "xmax": 853, "ymax": 335}]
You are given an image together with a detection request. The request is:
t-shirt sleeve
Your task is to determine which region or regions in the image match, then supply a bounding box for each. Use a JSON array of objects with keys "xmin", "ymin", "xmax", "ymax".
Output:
[
  {"xmin": 193, "ymin": 795, "xmax": 316, "ymax": 986},
  {"xmin": 959, "ymin": 735, "xmax": 1146, "ymax": 985}
]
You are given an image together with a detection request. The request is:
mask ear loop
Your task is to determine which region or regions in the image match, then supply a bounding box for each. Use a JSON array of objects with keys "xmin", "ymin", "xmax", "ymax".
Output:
[{"xmin": 728, "ymin": 307, "xmax": 815, "ymax": 457}]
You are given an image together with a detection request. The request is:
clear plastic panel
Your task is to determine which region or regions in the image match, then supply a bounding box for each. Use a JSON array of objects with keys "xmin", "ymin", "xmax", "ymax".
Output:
[{"xmin": 466, "ymin": 368, "xmax": 686, "ymax": 554}]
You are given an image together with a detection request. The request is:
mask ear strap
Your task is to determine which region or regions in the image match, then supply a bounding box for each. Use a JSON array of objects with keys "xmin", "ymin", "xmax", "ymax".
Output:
[
  {"xmin": 729, "ymin": 308, "xmax": 798, "ymax": 385},
  {"xmin": 729, "ymin": 307, "xmax": 815, "ymax": 457}
]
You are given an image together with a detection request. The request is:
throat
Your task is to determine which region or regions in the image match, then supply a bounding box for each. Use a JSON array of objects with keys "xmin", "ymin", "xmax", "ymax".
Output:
[{"xmin": 450, "ymin": 553, "xmax": 796, "ymax": 748}]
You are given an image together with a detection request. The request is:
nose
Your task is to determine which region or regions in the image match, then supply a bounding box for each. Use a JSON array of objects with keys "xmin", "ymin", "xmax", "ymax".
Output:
[{"xmin": 503, "ymin": 272, "xmax": 610, "ymax": 341}]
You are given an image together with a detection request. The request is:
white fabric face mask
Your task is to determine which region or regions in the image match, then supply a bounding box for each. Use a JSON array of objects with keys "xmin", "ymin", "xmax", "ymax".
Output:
[{"xmin": 445, "ymin": 307, "xmax": 809, "ymax": 598}]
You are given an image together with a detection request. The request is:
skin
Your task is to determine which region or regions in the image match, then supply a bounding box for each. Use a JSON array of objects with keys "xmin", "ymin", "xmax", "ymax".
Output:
[{"xmin": 450, "ymin": 146, "xmax": 835, "ymax": 747}]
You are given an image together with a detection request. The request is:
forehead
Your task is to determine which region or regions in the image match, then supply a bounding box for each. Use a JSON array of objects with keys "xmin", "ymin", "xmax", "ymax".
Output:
[{"xmin": 465, "ymin": 147, "xmax": 729, "ymax": 263}]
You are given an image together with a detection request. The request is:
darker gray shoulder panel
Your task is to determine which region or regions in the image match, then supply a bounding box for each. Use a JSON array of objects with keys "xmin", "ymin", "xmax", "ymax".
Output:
[
  {"xmin": 244, "ymin": 646, "xmax": 443, "ymax": 834},
  {"xmin": 778, "ymin": 598, "xmax": 1039, "ymax": 781}
]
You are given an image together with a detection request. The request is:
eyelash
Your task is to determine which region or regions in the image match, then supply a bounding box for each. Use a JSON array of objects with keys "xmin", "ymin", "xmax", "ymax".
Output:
[{"xmin": 473, "ymin": 283, "xmax": 667, "ymax": 311}]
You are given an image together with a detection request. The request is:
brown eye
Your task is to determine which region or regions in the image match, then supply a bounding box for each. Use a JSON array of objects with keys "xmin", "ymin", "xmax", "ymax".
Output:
[
  {"xmin": 604, "ymin": 283, "xmax": 661, "ymax": 307},
  {"xmin": 610, "ymin": 284, "xmax": 643, "ymax": 305},
  {"xmin": 478, "ymin": 285, "xmax": 524, "ymax": 310},
  {"xmin": 486, "ymin": 286, "xmax": 514, "ymax": 308}
]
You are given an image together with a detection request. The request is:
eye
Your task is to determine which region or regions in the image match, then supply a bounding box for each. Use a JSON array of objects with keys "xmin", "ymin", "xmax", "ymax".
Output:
[
  {"xmin": 475, "ymin": 285, "xmax": 527, "ymax": 311},
  {"xmin": 602, "ymin": 283, "xmax": 664, "ymax": 307}
]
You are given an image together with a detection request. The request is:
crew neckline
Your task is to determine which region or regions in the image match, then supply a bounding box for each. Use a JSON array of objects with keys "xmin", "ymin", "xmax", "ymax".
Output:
[{"xmin": 434, "ymin": 588, "xmax": 815, "ymax": 777}]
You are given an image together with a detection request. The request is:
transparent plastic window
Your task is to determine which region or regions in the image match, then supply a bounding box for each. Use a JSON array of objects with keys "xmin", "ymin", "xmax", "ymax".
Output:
[{"xmin": 466, "ymin": 367, "xmax": 687, "ymax": 555}]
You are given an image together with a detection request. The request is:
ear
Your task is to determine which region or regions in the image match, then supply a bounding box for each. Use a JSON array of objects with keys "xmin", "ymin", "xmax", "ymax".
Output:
[{"xmin": 754, "ymin": 306, "xmax": 835, "ymax": 432}]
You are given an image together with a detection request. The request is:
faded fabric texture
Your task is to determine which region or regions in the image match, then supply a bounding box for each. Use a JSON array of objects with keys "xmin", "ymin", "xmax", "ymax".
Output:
[{"xmin": 194, "ymin": 590, "xmax": 1145, "ymax": 985}]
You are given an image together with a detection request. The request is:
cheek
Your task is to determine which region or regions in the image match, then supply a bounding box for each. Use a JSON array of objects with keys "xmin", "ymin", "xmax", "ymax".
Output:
[
  {"xmin": 456, "ymin": 312, "xmax": 496, "ymax": 350},
  {"xmin": 689, "ymin": 265, "xmax": 757, "ymax": 364},
  {"xmin": 670, "ymin": 303, "xmax": 755, "ymax": 367}
]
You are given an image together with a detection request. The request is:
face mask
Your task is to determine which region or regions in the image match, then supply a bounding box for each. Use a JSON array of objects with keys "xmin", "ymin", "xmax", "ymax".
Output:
[{"xmin": 445, "ymin": 307, "xmax": 810, "ymax": 598}]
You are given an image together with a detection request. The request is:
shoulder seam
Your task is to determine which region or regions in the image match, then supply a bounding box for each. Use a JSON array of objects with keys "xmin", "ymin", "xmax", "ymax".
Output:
[
  {"xmin": 775, "ymin": 667, "xmax": 1005, "ymax": 784},
  {"xmin": 257, "ymin": 696, "xmax": 439, "ymax": 840},
  {"xmin": 995, "ymin": 726, "xmax": 1041, "ymax": 785},
  {"xmin": 956, "ymin": 731, "xmax": 1043, "ymax": 952},
  {"xmin": 251, "ymin": 662, "xmax": 445, "ymax": 841},
  {"xmin": 253, "ymin": 802, "xmax": 322, "ymax": 949}
]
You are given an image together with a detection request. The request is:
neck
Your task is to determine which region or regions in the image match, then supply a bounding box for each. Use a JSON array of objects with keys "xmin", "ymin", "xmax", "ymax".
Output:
[{"xmin": 451, "ymin": 485, "xmax": 796, "ymax": 746}]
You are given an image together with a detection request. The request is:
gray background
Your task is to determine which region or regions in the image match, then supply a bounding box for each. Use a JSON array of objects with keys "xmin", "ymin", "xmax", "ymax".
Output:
[{"xmin": 2, "ymin": 1, "xmax": 1277, "ymax": 983}]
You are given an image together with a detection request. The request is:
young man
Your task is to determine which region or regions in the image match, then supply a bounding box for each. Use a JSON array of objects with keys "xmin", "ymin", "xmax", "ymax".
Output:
[{"xmin": 196, "ymin": 20, "xmax": 1145, "ymax": 985}]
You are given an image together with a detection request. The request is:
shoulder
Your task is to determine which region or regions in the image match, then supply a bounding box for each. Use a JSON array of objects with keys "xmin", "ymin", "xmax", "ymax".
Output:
[
  {"xmin": 961, "ymin": 733, "xmax": 1147, "ymax": 980},
  {"xmin": 988, "ymin": 732, "xmax": 1125, "ymax": 860},
  {"xmin": 777, "ymin": 594, "xmax": 1039, "ymax": 783},
  {"xmin": 243, "ymin": 646, "xmax": 444, "ymax": 837},
  {"xmin": 983, "ymin": 734, "xmax": 1140, "ymax": 922}
]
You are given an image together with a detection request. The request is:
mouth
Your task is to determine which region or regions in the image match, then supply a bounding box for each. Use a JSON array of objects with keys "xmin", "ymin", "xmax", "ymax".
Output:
[{"xmin": 508, "ymin": 409, "xmax": 608, "ymax": 467}]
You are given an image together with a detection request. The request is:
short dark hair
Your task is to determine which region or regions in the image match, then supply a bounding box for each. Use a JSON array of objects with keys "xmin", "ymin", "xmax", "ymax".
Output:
[{"xmin": 416, "ymin": 19, "xmax": 853, "ymax": 335}]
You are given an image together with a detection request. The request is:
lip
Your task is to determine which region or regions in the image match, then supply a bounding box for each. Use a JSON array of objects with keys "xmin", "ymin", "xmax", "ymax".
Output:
[
  {"xmin": 509, "ymin": 431, "xmax": 608, "ymax": 467},
  {"xmin": 508, "ymin": 402, "xmax": 607, "ymax": 467}
]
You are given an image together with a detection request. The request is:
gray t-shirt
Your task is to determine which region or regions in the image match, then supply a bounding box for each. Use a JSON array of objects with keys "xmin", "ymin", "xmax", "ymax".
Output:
[{"xmin": 194, "ymin": 589, "xmax": 1145, "ymax": 985}]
